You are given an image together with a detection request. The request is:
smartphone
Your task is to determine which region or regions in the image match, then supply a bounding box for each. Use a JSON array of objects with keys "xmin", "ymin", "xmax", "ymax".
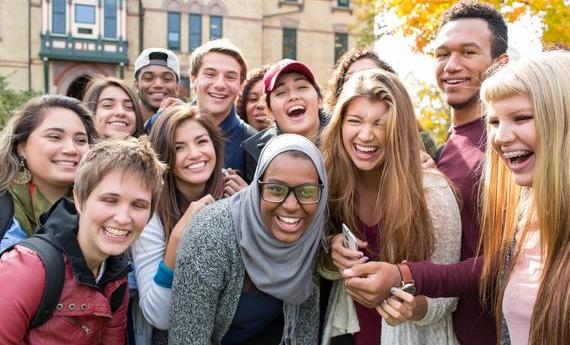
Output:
[{"xmin": 341, "ymin": 223, "xmax": 358, "ymax": 251}]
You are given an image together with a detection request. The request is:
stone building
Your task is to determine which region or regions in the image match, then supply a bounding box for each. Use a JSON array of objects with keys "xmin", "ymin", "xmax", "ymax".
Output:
[{"xmin": 0, "ymin": 0, "xmax": 358, "ymax": 99}]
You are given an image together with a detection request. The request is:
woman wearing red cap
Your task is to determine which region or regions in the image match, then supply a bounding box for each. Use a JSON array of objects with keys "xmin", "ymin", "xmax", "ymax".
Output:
[{"xmin": 242, "ymin": 59, "xmax": 329, "ymax": 165}]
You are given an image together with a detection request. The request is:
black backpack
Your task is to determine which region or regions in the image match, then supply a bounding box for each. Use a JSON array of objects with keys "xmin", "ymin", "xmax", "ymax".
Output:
[{"xmin": 0, "ymin": 191, "xmax": 14, "ymax": 239}]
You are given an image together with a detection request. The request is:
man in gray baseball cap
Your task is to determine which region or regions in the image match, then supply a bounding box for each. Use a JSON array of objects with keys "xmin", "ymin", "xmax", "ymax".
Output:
[{"xmin": 134, "ymin": 48, "xmax": 180, "ymax": 129}]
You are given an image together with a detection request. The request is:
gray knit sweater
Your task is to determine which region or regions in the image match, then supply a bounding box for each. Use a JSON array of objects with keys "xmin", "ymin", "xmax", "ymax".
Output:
[{"xmin": 168, "ymin": 199, "xmax": 320, "ymax": 345}]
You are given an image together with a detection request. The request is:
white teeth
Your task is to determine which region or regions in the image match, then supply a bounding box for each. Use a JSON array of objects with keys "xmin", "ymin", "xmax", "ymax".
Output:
[
  {"xmin": 110, "ymin": 121, "xmax": 127, "ymax": 127},
  {"xmin": 446, "ymin": 79, "xmax": 467, "ymax": 84},
  {"xmin": 503, "ymin": 150, "xmax": 531, "ymax": 159},
  {"xmin": 54, "ymin": 160, "xmax": 76, "ymax": 166},
  {"xmin": 355, "ymin": 144, "xmax": 377, "ymax": 153},
  {"xmin": 187, "ymin": 161, "xmax": 206, "ymax": 169},
  {"xmin": 277, "ymin": 216, "xmax": 300, "ymax": 224},
  {"xmin": 104, "ymin": 226, "xmax": 129, "ymax": 237},
  {"xmin": 209, "ymin": 93, "xmax": 227, "ymax": 99}
]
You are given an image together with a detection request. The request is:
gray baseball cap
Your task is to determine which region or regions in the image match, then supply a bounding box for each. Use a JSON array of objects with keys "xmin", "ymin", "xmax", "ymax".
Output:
[{"xmin": 134, "ymin": 48, "xmax": 180, "ymax": 80}]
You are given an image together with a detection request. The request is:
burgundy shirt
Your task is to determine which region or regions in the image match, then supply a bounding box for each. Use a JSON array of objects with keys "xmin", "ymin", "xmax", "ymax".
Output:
[
  {"xmin": 354, "ymin": 223, "xmax": 382, "ymax": 345},
  {"xmin": 407, "ymin": 118, "xmax": 497, "ymax": 345}
]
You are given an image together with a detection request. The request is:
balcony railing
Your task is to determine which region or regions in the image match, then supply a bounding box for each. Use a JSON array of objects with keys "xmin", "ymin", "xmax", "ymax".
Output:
[{"xmin": 40, "ymin": 33, "xmax": 128, "ymax": 64}]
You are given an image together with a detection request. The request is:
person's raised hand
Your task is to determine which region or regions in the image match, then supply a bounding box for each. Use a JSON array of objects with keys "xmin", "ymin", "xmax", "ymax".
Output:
[
  {"xmin": 223, "ymin": 168, "xmax": 248, "ymax": 197},
  {"xmin": 158, "ymin": 97, "xmax": 185, "ymax": 113},
  {"xmin": 330, "ymin": 233, "xmax": 368, "ymax": 271}
]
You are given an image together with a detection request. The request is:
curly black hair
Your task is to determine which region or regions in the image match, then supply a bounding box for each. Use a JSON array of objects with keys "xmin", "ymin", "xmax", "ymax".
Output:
[{"xmin": 236, "ymin": 66, "xmax": 270, "ymax": 122}]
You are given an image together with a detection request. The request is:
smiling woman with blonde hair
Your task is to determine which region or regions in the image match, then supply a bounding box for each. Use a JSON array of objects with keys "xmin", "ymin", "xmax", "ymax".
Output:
[{"xmin": 479, "ymin": 50, "xmax": 570, "ymax": 345}]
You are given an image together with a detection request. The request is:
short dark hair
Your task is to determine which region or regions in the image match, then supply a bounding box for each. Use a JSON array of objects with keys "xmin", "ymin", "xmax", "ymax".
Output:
[{"xmin": 439, "ymin": 0, "xmax": 508, "ymax": 58}]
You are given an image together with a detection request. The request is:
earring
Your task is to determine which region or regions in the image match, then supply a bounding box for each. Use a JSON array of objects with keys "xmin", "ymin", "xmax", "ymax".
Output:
[{"xmin": 14, "ymin": 157, "xmax": 31, "ymax": 185}]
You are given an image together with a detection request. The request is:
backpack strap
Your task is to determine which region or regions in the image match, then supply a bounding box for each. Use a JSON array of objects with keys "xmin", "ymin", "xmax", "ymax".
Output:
[
  {"xmin": 17, "ymin": 236, "xmax": 65, "ymax": 329},
  {"xmin": 0, "ymin": 191, "xmax": 15, "ymax": 238}
]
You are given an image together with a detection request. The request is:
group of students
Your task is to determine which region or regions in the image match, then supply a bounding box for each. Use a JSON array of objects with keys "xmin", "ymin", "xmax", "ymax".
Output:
[{"xmin": 0, "ymin": 1, "xmax": 569, "ymax": 345}]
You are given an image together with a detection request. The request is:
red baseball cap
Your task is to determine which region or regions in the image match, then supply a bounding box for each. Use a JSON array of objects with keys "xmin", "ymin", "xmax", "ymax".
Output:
[{"xmin": 264, "ymin": 59, "xmax": 317, "ymax": 93}]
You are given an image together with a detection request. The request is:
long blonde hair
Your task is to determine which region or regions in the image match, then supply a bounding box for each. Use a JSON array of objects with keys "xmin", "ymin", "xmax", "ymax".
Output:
[
  {"xmin": 479, "ymin": 51, "xmax": 570, "ymax": 345},
  {"xmin": 321, "ymin": 69, "xmax": 433, "ymax": 262}
]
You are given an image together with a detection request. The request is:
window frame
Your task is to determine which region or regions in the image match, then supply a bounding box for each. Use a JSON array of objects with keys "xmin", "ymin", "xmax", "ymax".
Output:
[
  {"xmin": 209, "ymin": 15, "xmax": 223, "ymax": 40},
  {"xmin": 52, "ymin": 0, "xmax": 67, "ymax": 34},
  {"xmin": 282, "ymin": 28, "xmax": 297, "ymax": 60},
  {"xmin": 167, "ymin": 11, "xmax": 181, "ymax": 51},
  {"xmin": 189, "ymin": 13, "xmax": 202, "ymax": 52}
]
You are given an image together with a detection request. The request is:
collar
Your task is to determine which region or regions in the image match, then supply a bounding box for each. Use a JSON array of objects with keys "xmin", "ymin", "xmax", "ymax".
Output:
[{"xmin": 219, "ymin": 105, "xmax": 241, "ymax": 134}]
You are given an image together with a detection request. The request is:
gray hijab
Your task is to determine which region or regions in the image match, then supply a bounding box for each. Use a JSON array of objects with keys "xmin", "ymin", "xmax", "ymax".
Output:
[{"xmin": 229, "ymin": 133, "xmax": 328, "ymax": 343}]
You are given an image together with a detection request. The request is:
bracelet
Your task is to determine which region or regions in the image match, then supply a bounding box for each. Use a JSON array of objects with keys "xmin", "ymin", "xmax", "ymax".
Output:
[{"xmin": 395, "ymin": 263, "xmax": 405, "ymax": 283}]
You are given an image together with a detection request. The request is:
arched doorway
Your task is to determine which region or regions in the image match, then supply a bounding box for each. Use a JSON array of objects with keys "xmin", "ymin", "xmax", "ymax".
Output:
[{"xmin": 66, "ymin": 75, "xmax": 92, "ymax": 100}]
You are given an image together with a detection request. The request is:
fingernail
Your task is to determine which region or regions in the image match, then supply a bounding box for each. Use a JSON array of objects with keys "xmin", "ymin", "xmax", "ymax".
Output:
[
  {"xmin": 382, "ymin": 300, "xmax": 387, "ymax": 305},
  {"xmin": 390, "ymin": 287, "xmax": 397, "ymax": 295},
  {"xmin": 342, "ymin": 268, "xmax": 353, "ymax": 276},
  {"xmin": 363, "ymin": 256, "xmax": 369, "ymax": 262}
]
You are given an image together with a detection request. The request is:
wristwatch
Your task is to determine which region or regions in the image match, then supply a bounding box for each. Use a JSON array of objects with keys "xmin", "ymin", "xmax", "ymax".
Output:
[{"xmin": 396, "ymin": 262, "xmax": 416, "ymax": 295}]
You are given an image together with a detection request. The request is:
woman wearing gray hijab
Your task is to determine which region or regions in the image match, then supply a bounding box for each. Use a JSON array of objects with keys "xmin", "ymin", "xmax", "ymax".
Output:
[{"xmin": 169, "ymin": 133, "xmax": 328, "ymax": 345}]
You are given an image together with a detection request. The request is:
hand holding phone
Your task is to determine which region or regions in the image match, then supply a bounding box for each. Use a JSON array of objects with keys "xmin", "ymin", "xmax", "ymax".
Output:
[{"xmin": 342, "ymin": 223, "xmax": 358, "ymax": 251}]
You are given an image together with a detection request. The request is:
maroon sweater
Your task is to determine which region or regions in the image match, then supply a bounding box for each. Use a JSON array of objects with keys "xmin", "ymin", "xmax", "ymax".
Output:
[{"xmin": 407, "ymin": 118, "xmax": 496, "ymax": 345}]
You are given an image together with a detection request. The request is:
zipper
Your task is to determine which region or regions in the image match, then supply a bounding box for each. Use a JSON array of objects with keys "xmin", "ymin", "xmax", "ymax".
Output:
[{"xmin": 64, "ymin": 316, "xmax": 91, "ymax": 334}]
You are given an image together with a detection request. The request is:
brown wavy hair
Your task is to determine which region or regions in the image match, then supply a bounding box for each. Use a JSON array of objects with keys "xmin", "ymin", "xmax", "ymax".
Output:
[
  {"xmin": 149, "ymin": 104, "xmax": 224, "ymax": 242},
  {"xmin": 325, "ymin": 48, "xmax": 395, "ymax": 113},
  {"xmin": 321, "ymin": 69, "xmax": 433, "ymax": 262}
]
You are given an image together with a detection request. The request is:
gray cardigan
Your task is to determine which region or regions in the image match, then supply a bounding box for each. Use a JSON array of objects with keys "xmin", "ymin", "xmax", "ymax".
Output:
[{"xmin": 168, "ymin": 199, "xmax": 320, "ymax": 345}]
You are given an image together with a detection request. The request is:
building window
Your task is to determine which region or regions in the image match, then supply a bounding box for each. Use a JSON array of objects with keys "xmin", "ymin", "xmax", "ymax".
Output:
[
  {"xmin": 337, "ymin": 0, "xmax": 350, "ymax": 8},
  {"xmin": 210, "ymin": 16, "xmax": 223, "ymax": 40},
  {"xmin": 282, "ymin": 28, "xmax": 297, "ymax": 60},
  {"xmin": 75, "ymin": 4, "xmax": 96, "ymax": 24},
  {"xmin": 168, "ymin": 12, "xmax": 181, "ymax": 50},
  {"xmin": 335, "ymin": 33, "xmax": 348, "ymax": 63},
  {"xmin": 104, "ymin": 0, "xmax": 117, "ymax": 38},
  {"xmin": 52, "ymin": 0, "xmax": 66, "ymax": 34},
  {"xmin": 189, "ymin": 14, "xmax": 202, "ymax": 51}
]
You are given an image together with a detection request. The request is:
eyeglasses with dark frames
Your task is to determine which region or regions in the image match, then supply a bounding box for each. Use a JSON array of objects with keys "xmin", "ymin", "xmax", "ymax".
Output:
[{"xmin": 258, "ymin": 181, "xmax": 323, "ymax": 205}]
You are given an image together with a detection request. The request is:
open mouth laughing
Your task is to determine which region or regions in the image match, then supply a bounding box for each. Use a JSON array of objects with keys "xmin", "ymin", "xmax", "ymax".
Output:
[{"xmin": 286, "ymin": 105, "xmax": 306, "ymax": 119}]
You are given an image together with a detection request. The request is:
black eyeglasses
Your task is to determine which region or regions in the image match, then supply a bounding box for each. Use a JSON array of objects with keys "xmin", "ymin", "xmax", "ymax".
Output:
[{"xmin": 258, "ymin": 181, "xmax": 323, "ymax": 205}]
